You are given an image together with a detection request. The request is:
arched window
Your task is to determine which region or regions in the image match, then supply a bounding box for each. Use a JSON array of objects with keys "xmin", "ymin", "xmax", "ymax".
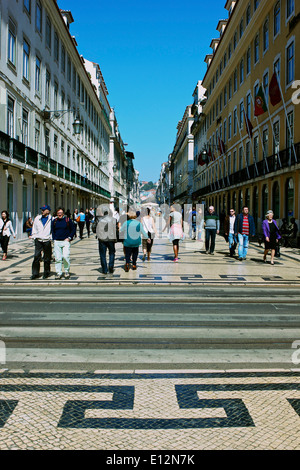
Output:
[{"xmin": 285, "ymin": 177, "xmax": 294, "ymax": 219}]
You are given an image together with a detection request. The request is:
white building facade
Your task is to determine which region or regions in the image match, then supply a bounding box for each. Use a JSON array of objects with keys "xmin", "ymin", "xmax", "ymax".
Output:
[{"xmin": 0, "ymin": 0, "xmax": 135, "ymax": 239}]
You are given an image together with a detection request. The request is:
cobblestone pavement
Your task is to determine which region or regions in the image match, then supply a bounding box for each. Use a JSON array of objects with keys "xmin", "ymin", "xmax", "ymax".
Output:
[
  {"xmin": 1, "ymin": 370, "xmax": 300, "ymax": 450},
  {"xmin": 1, "ymin": 231, "xmax": 300, "ymax": 450},
  {"xmin": 0, "ymin": 228, "xmax": 299, "ymax": 286}
]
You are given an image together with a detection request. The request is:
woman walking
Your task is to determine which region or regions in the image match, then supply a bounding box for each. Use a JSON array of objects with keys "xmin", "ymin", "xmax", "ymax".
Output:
[
  {"xmin": 164, "ymin": 204, "xmax": 183, "ymax": 262},
  {"xmin": 0, "ymin": 211, "xmax": 16, "ymax": 260},
  {"xmin": 262, "ymin": 210, "xmax": 281, "ymax": 265},
  {"xmin": 141, "ymin": 207, "xmax": 158, "ymax": 261},
  {"xmin": 119, "ymin": 210, "xmax": 150, "ymax": 272}
]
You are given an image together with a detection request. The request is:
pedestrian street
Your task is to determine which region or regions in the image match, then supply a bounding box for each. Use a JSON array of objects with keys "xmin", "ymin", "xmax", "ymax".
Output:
[{"xmin": 0, "ymin": 228, "xmax": 299, "ymax": 286}]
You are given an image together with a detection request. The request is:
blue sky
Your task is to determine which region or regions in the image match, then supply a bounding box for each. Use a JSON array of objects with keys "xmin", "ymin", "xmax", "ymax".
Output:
[{"xmin": 58, "ymin": 0, "xmax": 227, "ymax": 182}]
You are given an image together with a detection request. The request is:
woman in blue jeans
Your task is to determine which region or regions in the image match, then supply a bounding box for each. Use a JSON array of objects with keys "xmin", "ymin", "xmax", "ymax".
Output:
[{"xmin": 119, "ymin": 210, "xmax": 150, "ymax": 272}]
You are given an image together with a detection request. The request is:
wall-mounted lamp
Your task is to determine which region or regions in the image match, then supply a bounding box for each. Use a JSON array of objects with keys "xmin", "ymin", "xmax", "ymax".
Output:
[{"xmin": 41, "ymin": 108, "xmax": 83, "ymax": 135}]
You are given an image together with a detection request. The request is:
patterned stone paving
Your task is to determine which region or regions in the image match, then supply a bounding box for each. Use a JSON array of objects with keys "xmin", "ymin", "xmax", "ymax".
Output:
[{"xmin": 1, "ymin": 370, "xmax": 300, "ymax": 450}]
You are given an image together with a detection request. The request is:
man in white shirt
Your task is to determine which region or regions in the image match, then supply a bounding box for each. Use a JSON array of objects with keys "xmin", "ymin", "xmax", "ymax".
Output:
[{"xmin": 30, "ymin": 205, "xmax": 52, "ymax": 279}]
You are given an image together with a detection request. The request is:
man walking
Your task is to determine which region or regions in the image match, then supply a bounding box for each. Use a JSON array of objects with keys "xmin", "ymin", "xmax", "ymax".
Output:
[
  {"xmin": 204, "ymin": 206, "xmax": 220, "ymax": 255},
  {"xmin": 77, "ymin": 208, "xmax": 85, "ymax": 239},
  {"xmin": 51, "ymin": 207, "xmax": 76, "ymax": 279},
  {"xmin": 30, "ymin": 205, "xmax": 52, "ymax": 279},
  {"xmin": 224, "ymin": 209, "xmax": 237, "ymax": 257},
  {"xmin": 234, "ymin": 206, "xmax": 255, "ymax": 261},
  {"xmin": 96, "ymin": 207, "xmax": 118, "ymax": 274}
]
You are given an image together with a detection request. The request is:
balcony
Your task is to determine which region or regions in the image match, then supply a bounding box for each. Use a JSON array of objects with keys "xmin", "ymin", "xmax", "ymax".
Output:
[
  {"xmin": 193, "ymin": 142, "xmax": 300, "ymax": 198},
  {"xmin": 0, "ymin": 131, "xmax": 10, "ymax": 157},
  {"xmin": 26, "ymin": 147, "xmax": 38, "ymax": 168},
  {"xmin": 0, "ymin": 131, "xmax": 113, "ymax": 199},
  {"xmin": 12, "ymin": 139, "xmax": 26, "ymax": 163}
]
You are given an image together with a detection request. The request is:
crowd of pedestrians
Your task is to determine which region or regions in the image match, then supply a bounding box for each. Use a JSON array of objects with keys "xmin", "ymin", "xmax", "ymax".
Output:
[{"xmin": 0, "ymin": 202, "xmax": 298, "ymax": 278}]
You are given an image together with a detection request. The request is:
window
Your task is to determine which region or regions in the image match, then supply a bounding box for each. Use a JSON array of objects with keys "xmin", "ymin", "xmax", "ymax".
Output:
[
  {"xmin": 253, "ymin": 136, "xmax": 259, "ymax": 161},
  {"xmin": 233, "ymin": 150, "xmax": 237, "ymax": 172},
  {"xmin": 45, "ymin": 70, "xmax": 50, "ymax": 103},
  {"xmin": 274, "ymin": 58, "xmax": 280, "ymax": 81},
  {"xmin": 273, "ymin": 121, "xmax": 280, "ymax": 154},
  {"xmin": 46, "ymin": 16, "xmax": 51, "ymax": 50},
  {"xmin": 246, "ymin": 142, "xmax": 250, "ymax": 165},
  {"xmin": 54, "ymin": 82, "xmax": 58, "ymax": 110},
  {"xmin": 233, "ymin": 108, "xmax": 237, "ymax": 135},
  {"xmin": 7, "ymin": 96, "xmax": 14, "ymax": 137},
  {"xmin": 286, "ymin": 111, "xmax": 294, "ymax": 149},
  {"xmin": 246, "ymin": 47, "xmax": 251, "ymax": 74},
  {"xmin": 35, "ymin": 56, "xmax": 41, "ymax": 93},
  {"xmin": 263, "ymin": 72, "xmax": 269, "ymax": 104},
  {"xmin": 54, "ymin": 134, "xmax": 58, "ymax": 159},
  {"xmin": 240, "ymin": 59, "xmax": 244, "ymax": 84},
  {"xmin": 61, "ymin": 45, "xmax": 66, "ymax": 74},
  {"xmin": 67, "ymin": 55, "xmax": 71, "ymax": 81},
  {"xmin": 224, "ymin": 85, "xmax": 227, "ymax": 107},
  {"xmin": 35, "ymin": 119, "xmax": 40, "ymax": 151},
  {"xmin": 263, "ymin": 128, "xmax": 269, "ymax": 157},
  {"xmin": 246, "ymin": 4, "xmax": 251, "ymax": 25},
  {"xmin": 234, "ymin": 69, "xmax": 238, "ymax": 92},
  {"xmin": 228, "ymin": 115, "xmax": 232, "ymax": 140},
  {"xmin": 36, "ymin": 1, "xmax": 42, "ymax": 33},
  {"xmin": 286, "ymin": 41, "xmax": 294, "ymax": 85},
  {"xmin": 24, "ymin": 0, "xmax": 31, "ymax": 14},
  {"xmin": 274, "ymin": 2, "xmax": 280, "ymax": 37},
  {"xmin": 8, "ymin": 19, "xmax": 16, "ymax": 65},
  {"xmin": 254, "ymin": 0, "xmax": 260, "ymax": 11},
  {"xmin": 239, "ymin": 101, "xmax": 244, "ymax": 129},
  {"xmin": 22, "ymin": 109, "xmax": 29, "ymax": 145},
  {"xmin": 23, "ymin": 39, "xmax": 30, "ymax": 81},
  {"xmin": 286, "ymin": 0, "xmax": 295, "ymax": 19},
  {"xmin": 246, "ymin": 93, "xmax": 251, "ymax": 118},
  {"xmin": 228, "ymin": 78, "xmax": 232, "ymax": 99},
  {"xmin": 254, "ymin": 35, "xmax": 259, "ymax": 63},
  {"xmin": 239, "ymin": 147, "xmax": 243, "ymax": 169},
  {"xmin": 233, "ymin": 31, "xmax": 238, "ymax": 50},
  {"xmin": 54, "ymin": 32, "xmax": 59, "ymax": 62},
  {"xmin": 263, "ymin": 19, "xmax": 269, "ymax": 52},
  {"xmin": 228, "ymin": 43, "xmax": 232, "ymax": 60},
  {"xmin": 240, "ymin": 19, "xmax": 244, "ymax": 39}
]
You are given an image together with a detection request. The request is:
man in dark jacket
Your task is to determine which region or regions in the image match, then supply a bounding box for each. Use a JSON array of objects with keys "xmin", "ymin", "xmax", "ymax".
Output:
[
  {"xmin": 234, "ymin": 206, "xmax": 255, "ymax": 261},
  {"xmin": 96, "ymin": 207, "xmax": 118, "ymax": 274},
  {"xmin": 51, "ymin": 207, "xmax": 76, "ymax": 279}
]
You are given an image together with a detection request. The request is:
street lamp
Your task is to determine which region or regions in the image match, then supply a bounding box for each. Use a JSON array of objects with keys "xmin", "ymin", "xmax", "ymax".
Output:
[{"xmin": 41, "ymin": 108, "xmax": 83, "ymax": 135}]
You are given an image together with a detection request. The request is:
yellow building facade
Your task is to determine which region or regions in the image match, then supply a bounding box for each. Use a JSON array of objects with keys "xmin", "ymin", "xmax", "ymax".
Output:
[{"xmin": 196, "ymin": 0, "xmax": 299, "ymax": 236}]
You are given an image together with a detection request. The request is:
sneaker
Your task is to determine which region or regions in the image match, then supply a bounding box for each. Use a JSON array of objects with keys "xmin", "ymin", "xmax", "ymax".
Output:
[
  {"xmin": 238, "ymin": 257, "xmax": 243, "ymax": 261},
  {"xmin": 64, "ymin": 272, "xmax": 70, "ymax": 279},
  {"xmin": 55, "ymin": 273, "xmax": 63, "ymax": 280},
  {"xmin": 174, "ymin": 258, "xmax": 179, "ymax": 262},
  {"xmin": 210, "ymin": 252, "xmax": 214, "ymax": 255}
]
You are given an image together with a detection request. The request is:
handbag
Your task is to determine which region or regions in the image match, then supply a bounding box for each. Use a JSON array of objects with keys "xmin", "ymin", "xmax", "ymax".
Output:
[{"xmin": 76, "ymin": 216, "xmax": 80, "ymax": 223}]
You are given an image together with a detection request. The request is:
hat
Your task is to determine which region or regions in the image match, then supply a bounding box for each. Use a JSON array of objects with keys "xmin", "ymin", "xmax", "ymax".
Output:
[{"xmin": 40, "ymin": 205, "xmax": 51, "ymax": 211}]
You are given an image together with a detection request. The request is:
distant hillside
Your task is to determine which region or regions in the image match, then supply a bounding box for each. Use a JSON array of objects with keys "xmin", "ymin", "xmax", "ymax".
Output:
[{"xmin": 141, "ymin": 181, "xmax": 155, "ymax": 191}]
